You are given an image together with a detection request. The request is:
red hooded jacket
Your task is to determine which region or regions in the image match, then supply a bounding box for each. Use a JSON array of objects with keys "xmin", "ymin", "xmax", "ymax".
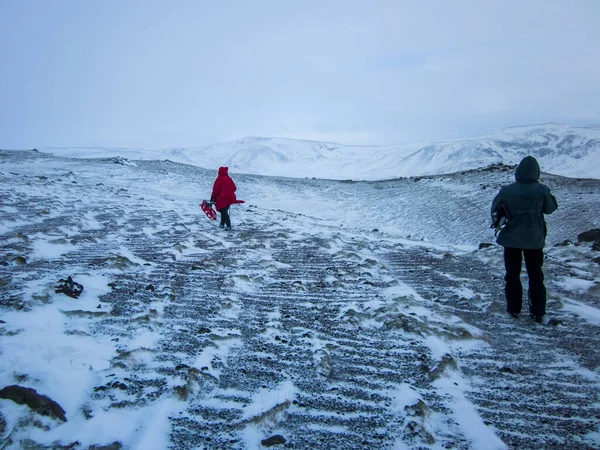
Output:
[{"xmin": 211, "ymin": 167, "xmax": 238, "ymax": 211}]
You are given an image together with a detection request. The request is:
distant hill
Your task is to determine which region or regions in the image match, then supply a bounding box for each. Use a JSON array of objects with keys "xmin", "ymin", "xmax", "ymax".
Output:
[{"xmin": 42, "ymin": 123, "xmax": 600, "ymax": 180}]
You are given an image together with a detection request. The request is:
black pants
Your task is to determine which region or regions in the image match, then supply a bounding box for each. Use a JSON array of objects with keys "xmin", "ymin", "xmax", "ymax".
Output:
[
  {"xmin": 504, "ymin": 247, "xmax": 546, "ymax": 316},
  {"xmin": 218, "ymin": 206, "xmax": 231, "ymax": 228}
]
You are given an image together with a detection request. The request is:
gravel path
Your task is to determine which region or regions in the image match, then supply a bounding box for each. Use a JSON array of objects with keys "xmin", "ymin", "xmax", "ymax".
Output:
[{"xmin": 1, "ymin": 150, "xmax": 599, "ymax": 449}]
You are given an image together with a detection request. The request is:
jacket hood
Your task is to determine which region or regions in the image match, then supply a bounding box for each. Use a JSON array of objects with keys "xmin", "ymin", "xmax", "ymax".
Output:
[
  {"xmin": 515, "ymin": 156, "xmax": 540, "ymax": 183},
  {"xmin": 218, "ymin": 167, "xmax": 229, "ymax": 176}
]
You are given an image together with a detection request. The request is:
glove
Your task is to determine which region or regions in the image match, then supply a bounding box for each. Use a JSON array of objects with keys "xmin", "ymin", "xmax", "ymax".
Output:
[{"xmin": 210, "ymin": 196, "xmax": 215, "ymax": 203}]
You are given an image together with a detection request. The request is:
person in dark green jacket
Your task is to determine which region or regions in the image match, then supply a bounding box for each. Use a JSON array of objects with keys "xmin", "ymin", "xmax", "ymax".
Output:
[{"xmin": 491, "ymin": 156, "xmax": 558, "ymax": 323}]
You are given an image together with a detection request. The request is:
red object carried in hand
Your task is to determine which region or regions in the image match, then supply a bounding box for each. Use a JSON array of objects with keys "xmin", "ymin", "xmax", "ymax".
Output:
[{"xmin": 201, "ymin": 200, "xmax": 217, "ymax": 220}]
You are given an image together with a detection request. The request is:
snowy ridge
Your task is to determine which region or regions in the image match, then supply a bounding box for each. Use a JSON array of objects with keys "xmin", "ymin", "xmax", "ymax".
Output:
[{"xmin": 40, "ymin": 123, "xmax": 600, "ymax": 180}]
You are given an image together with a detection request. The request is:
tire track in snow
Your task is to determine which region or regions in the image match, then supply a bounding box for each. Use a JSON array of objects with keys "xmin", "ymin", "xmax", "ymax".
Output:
[{"xmin": 162, "ymin": 218, "xmax": 477, "ymax": 449}]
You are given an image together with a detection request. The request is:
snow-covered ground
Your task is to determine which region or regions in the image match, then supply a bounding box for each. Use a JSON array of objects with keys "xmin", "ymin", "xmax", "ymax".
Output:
[
  {"xmin": 1, "ymin": 150, "xmax": 600, "ymax": 449},
  {"xmin": 39, "ymin": 123, "xmax": 600, "ymax": 180}
]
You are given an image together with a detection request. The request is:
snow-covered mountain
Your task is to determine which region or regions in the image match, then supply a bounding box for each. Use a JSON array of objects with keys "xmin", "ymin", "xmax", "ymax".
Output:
[{"xmin": 41, "ymin": 124, "xmax": 600, "ymax": 180}]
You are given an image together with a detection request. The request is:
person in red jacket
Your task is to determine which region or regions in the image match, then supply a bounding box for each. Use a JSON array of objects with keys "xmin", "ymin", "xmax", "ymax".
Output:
[{"xmin": 210, "ymin": 167, "xmax": 238, "ymax": 229}]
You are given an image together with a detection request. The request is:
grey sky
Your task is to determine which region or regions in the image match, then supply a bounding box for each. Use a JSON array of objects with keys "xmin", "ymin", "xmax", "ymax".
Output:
[{"xmin": 1, "ymin": 0, "xmax": 599, "ymax": 149}]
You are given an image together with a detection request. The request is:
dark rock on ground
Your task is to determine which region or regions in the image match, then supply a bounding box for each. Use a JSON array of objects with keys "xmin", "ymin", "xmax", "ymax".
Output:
[
  {"xmin": 0, "ymin": 385, "xmax": 67, "ymax": 422},
  {"xmin": 89, "ymin": 442, "xmax": 123, "ymax": 450},
  {"xmin": 111, "ymin": 381, "xmax": 127, "ymax": 390},
  {"xmin": 555, "ymin": 239, "xmax": 573, "ymax": 247},
  {"xmin": 577, "ymin": 229, "xmax": 600, "ymax": 243},
  {"xmin": 261, "ymin": 434, "xmax": 287, "ymax": 447}
]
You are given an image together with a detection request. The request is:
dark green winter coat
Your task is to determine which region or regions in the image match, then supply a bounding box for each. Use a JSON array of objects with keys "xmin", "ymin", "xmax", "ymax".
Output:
[{"xmin": 491, "ymin": 156, "xmax": 558, "ymax": 249}]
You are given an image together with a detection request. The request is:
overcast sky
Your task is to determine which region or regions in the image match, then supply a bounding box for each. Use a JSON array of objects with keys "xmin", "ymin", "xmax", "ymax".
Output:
[{"xmin": 1, "ymin": 0, "xmax": 599, "ymax": 149}]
